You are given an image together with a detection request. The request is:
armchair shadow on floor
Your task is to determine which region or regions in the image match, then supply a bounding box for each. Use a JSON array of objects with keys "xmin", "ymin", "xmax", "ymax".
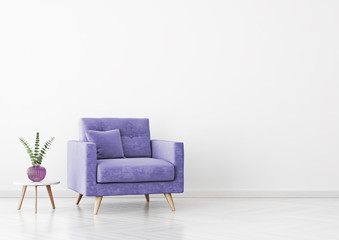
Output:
[{"xmin": 67, "ymin": 118, "xmax": 184, "ymax": 214}]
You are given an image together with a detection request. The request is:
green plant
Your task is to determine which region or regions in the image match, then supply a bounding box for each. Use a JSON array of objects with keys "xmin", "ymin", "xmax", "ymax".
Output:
[{"xmin": 19, "ymin": 132, "xmax": 55, "ymax": 165}]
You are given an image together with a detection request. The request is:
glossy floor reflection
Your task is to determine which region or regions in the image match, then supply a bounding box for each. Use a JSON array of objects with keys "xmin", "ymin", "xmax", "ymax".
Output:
[{"xmin": 1, "ymin": 197, "xmax": 339, "ymax": 240}]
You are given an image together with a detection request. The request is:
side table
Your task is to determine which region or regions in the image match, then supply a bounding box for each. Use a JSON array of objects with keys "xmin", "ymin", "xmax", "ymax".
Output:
[{"xmin": 13, "ymin": 180, "xmax": 60, "ymax": 214}]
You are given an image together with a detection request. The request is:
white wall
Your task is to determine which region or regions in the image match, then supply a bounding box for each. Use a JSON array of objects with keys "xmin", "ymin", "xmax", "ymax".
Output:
[{"xmin": 1, "ymin": 0, "xmax": 339, "ymax": 197}]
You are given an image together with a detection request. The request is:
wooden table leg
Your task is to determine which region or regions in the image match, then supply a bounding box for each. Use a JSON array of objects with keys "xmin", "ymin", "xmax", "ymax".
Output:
[
  {"xmin": 46, "ymin": 185, "xmax": 55, "ymax": 209},
  {"xmin": 17, "ymin": 185, "xmax": 27, "ymax": 210},
  {"xmin": 35, "ymin": 186, "xmax": 38, "ymax": 214}
]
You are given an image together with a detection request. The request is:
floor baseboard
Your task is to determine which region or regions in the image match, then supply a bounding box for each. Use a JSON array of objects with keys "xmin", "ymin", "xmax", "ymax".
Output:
[{"xmin": 2, "ymin": 189, "xmax": 339, "ymax": 198}]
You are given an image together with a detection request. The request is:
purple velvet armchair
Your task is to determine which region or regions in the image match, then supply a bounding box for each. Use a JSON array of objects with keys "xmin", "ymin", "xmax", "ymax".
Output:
[{"xmin": 67, "ymin": 118, "xmax": 184, "ymax": 214}]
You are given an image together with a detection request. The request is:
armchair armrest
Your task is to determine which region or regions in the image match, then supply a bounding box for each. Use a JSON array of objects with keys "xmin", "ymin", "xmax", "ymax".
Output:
[
  {"xmin": 67, "ymin": 141, "xmax": 97, "ymax": 196},
  {"xmin": 151, "ymin": 140, "xmax": 184, "ymax": 183}
]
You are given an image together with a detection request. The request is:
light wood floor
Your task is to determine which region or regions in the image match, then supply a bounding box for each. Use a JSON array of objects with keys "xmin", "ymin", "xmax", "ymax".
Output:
[{"xmin": 1, "ymin": 197, "xmax": 339, "ymax": 239}]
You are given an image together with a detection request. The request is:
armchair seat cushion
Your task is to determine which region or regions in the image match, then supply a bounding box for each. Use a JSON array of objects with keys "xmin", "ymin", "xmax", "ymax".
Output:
[{"xmin": 97, "ymin": 158, "xmax": 175, "ymax": 183}]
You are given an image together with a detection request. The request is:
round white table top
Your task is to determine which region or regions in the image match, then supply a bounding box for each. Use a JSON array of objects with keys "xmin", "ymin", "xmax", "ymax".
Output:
[{"xmin": 13, "ymin": 180, "xmax": 60, "ymax": 186}]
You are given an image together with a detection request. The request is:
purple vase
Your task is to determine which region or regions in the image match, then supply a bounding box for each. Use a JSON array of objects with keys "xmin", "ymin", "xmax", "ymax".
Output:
[{"xmin": 27, "ymin": 165, "xmax": 46, "ymax": 182}]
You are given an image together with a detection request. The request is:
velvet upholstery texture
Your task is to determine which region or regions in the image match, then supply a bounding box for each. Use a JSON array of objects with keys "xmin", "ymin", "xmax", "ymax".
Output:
[
  {"xmin": 85, "ymin": 129, "xmax": 124, "ymax": 159},
  {"xmin": 67, "ymin": 118, "xmax": 184, "ymax": 197},
  {"xmin": 80, "ymin": 118, "xmax": 151, "ymax": 157},
  {"xmin": 97, "ymin": 158, "xmax": 174, "ymax": 183}
]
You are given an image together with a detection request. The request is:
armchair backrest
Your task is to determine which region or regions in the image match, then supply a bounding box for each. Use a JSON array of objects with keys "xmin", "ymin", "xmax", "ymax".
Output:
[{"xmin": 79, "ymin": 118, "xmax": 151, "ymax": 158}]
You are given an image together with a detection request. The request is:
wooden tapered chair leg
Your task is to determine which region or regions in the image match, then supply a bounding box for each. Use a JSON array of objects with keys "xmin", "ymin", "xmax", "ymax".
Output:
[
  {"xmin": 17, "ymin": 185, "xmax": 27, "ymax": 210},
  {"xmin": 76, "ymin": 194, "xmax": 83, "ymax": 205},
  {"xmin": 94, "ymin": 196, "xmax": 103, "ymax": 215},
  {"xmin": 144, "ymin": 194, "xmax": 150, "ymax": 202},
  {"xmin": 164, "ymin": 193, "xmax": 175, "ymax": 211}
]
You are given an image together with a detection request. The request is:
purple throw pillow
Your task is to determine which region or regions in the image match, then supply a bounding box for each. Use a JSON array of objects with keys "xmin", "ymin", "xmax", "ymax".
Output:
[{"xmin": 85, "ymin": 129, "xmax": 124, "ymax": 159}]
